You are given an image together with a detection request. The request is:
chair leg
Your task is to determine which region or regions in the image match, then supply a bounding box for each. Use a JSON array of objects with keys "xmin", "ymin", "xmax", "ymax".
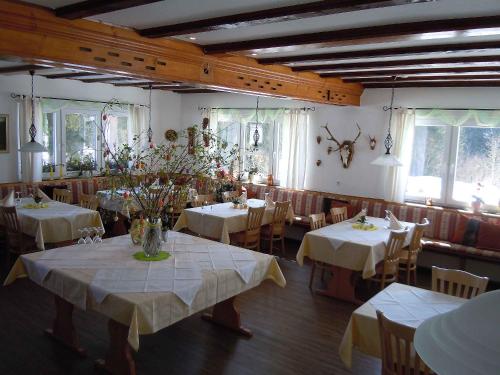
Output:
[
  {"xmin": 413, "ymin": 267, "xmax": 417, "ymax": 286},
  {"xmin": 281, "ymin": 236, "xmax": 285, "ymax": 255},
  {"xmin": 406, "ymin": 266, "xmax": 411, "ymax": 285},
  {"xmin": 309, "ymin": 262, "xmax": 316, "ymax": 290},
  {"xmin": 269, "ymin": 237, "xmax": 273, "ymax": 255}
]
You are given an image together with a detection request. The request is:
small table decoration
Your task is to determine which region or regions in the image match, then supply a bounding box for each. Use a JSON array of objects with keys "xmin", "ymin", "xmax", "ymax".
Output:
[
  {"xmin": 133, "ymin": 250, "xmax": 170, "ymax": 261},
  {"xmin": 352, "ymin": 214, "xmax": 378, "ymax": 231},
  {"xmin": 23, "ymin": 202, "xmax": 50, "ymax": 209}
]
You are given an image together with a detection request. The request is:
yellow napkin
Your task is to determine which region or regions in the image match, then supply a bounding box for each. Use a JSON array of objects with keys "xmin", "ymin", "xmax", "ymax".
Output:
[
  {"xmin": 37, "ymin": 188, "xmax": 52, "ymax": 203},
  {"xmin": 265, "ymin": 194, "xmax": 275, "ymax": 208},
  {"xmin": 388, "ymin": 211, "xmax": 404, "ymax": 230},
  {"xmin": 1, "ymin": 191, "xmax": 15, "ymax": 206},
  {"xmin": 349, "ymin": 208, "xmax": 367, "ymax": 223}
]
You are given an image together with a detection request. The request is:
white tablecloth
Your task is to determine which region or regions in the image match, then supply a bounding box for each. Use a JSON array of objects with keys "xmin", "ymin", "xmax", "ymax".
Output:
[
  {"xmin": 296, "ymin": 216, "xmax": 415, "ymax": 278},
  {"xmin": 4, "ymin": 231, "xmax": 286, "ymax": 351},
  {"xmin": 173, "ymin": 199, "xmax": 294, "ymax": 244},
  {"xmin": 339, "ymin": 283, "xmax": 465, "ymax": 368},
  {"xmin": 96, "ymin": 190, "xmax": 140, "ymax": 218},
  {"xmin": 16, "ymin": 199, "xmax": 104, "ymax": 250}
]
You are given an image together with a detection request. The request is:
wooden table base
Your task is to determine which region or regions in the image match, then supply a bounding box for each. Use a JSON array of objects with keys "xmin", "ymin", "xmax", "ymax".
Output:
[
  {"xmin": 44, "ymin": 295, "xmax": 86, "ymax": 357},
  {"xmin": 96, "ymin": 319, "xmax": 136, "ymax": 375},
  {"xmin": 316, "ymin": 265, "xmax": 363, "ymax": 305},
  {"xmin": 202, "ymin": 296, "xmax": 253, "ymax": 337}
]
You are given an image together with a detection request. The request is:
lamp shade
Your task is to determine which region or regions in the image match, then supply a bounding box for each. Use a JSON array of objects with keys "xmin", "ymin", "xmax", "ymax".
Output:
[
  {"xmin": 19, "ymin": 139, "xmax": 47, "ymax": 153},
  {"xmin": 370, "ymin": 153, "xmax": 402, "ymax": 167},
  {"xmin": 414, "ymin": 289, "xmax": 500, "ymax": 375}
]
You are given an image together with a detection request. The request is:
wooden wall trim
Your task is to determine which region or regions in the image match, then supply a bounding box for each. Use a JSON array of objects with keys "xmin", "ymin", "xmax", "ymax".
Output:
[{"xmin": 0, "ymin": 0, "xmax": 362, "ymax": 105}]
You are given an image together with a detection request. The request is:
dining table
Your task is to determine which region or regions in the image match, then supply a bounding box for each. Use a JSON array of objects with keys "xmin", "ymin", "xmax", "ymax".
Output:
[
  {"xmin": 4, "ymin": 231, "xmax": 286, "ymax": 375},
  {"xmin": 14, "ymin": 198, "xmax": 104, "ymax": 250},
  {"xmin": 173, "ymin": 198, "xmax": 295, "ymax": 244},
  {"xmin": 339, "ymin": 282, "xmax": 466, "ymax": 368},
  {"xmin": 296, "ymin": 216, "xmax": 415, "ymax": 303}
]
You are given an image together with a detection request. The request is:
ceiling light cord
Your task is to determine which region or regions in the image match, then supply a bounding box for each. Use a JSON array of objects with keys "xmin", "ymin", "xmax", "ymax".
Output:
[{"xmin": 147, "ymin": 84, "xmax": 153, "ymax": 143}]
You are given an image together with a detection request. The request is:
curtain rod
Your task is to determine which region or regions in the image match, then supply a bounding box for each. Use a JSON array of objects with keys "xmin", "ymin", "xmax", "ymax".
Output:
[
  {"xmin": 10, "ymin": 93, "xmax": 150, "ymax": 108},
  {"xmin": 384, "ymin": 106, "xmax": 500, "ymax": 111},
  {"xmin": 198, "ymin": 106, "xmax": 315, "ymax": 111}
]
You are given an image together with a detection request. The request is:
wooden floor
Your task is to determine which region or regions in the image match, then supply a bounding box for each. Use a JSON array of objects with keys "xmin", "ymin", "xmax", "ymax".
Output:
[{"xmin": 0, "ymin": 239, "xmax": 432, "ymax": 375}]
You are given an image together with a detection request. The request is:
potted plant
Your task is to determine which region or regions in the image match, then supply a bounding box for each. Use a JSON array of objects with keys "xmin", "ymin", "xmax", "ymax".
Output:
[{"xmin": 471, "ymin": 195, "xmax": 484, "ymax": 213}]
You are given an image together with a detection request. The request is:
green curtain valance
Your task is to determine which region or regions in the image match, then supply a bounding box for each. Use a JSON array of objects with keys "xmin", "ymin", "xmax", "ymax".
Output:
[{"xmin": 416, "ymin": 109, "xmax": 500, "ymax": 127}]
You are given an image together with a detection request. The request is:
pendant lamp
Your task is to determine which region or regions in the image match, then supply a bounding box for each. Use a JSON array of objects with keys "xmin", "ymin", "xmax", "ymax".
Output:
[
  {"xmin": 19, "ymin": 70, "xmax": 47, "ymax": 153},
  {"xmin": 147, "ymin": 84, "xmax": 153, "ymax": 144},
  {"xmin": 371, "ymin": 81, "xmax": 402, "ymax": 167},
  {"xmin": 252, "ymin": 97, "xmax": 261, "ymax": 148}
]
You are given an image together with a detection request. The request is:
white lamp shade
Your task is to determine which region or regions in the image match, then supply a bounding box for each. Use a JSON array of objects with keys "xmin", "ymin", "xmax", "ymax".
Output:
[
  {"xmin": 371, "ymin": 153, "xmax": 402, "ymax": 167},
  {"xmin": 19, "ymin": 140, "xmax": 47, "ymax": 153},
  {"xmin": 414, "ymin": 289, "xmax": 500, "ymax": 375}
]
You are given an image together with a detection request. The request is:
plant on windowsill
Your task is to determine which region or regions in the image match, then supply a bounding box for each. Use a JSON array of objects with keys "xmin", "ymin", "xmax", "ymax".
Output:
[{"xmin": 98, "ymin": 100, "xmax": 238, "ymax": 257}]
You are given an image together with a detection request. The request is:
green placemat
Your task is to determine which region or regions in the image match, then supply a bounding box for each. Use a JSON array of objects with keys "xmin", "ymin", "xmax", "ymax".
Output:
[
  {"xmin": 22, "ymin": 203, "xmax": 49, "ymax": 209},
  {"xmin": 133, "ymin": 251, "xmax": 171, "ymax": 261},
  {"xmin": 352, "ymin": 223, "xmax": 378, "ymax": 231}
]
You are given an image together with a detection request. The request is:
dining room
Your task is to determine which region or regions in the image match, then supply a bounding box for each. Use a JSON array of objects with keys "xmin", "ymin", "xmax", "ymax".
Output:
[{"xmin": 0, "ymin": 0, "xmax": 500, "ymax": 374}]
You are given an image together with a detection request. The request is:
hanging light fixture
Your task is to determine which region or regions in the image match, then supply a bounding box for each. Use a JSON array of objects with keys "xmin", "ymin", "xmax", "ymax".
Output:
[
  {"xmin": 147, "ymin": 84, "xmax": 153, "ymax": 144},
  {"xmin": 253, "ymin": 97, "xmax": 261, "ymax": 148},
  {"xmin": 19, "ymin": 70, "xmax": 47, "ymax": 153},
  {"xmin": 371, "ymin": 78, "xmax": 402, "ymax": 167}
]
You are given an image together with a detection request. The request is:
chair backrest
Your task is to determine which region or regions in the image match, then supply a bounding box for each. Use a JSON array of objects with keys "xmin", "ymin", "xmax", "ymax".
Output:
[
  {"xmin": 270, "ymin": 201, "xmax": 291, "ymax": 235},
  {"xmin": 0, "ymin": 205, "xmax": 20, "ymax": 232},
  {"xmin": 330, "ymin": 206, "xmax": 348, "ymax": 224},
  {"xmin": 192, "ymin": 194, "xmax": 215, "ymax": 207},
  {"xmin": 386, "ymin": 230, "xmax": 408, "ymax": 262},
  {"xmin": 222, "ymin": 191, "xmax": 239, "ymax": 203},
  {"xmin": 408, "ymin": 218, "xmax": 429, "ymax": 253},
  {"xmin": 431, "ymin": 266, "xmax": 488, "ymax": 299},
  {"xmin": 53, "ymin": 188, "xmax": 72, "ymax": 204},
  {"xmin": 79, "ymin": 193, "xmax": 99, "ymax": 210},
  {"xmin": 377, "ymin": 310, "xmax": 434, "ymax": 375},
  {"xmin": 309, "ymin": 212, "xmax": 326, "ymax": 230},
  {"xmin": 244, "ymin": 206, "xmax": 266, "ymax": 249}
]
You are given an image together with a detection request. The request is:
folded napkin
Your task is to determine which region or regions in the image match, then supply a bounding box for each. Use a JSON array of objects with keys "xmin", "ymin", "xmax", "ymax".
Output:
[
  {"xmin": 265, "ymin": 194, "xmax": 275, "ymax": 208},
  {"xmin": 387, "ymin": 210, "xmax": 404, "ymax": 230},
  {"xmin": 239, "ymin": 191, "xmax": 247, "ymax": 203},
  {"xmin": 349, "ymin": 208, "xmax": 367, "ymax": 223},
  {"xmin": 1, "ymin": 190, "xmax": 15, "ymax": 206},
  {"xmin": 36, "ymin": 188, "xmax": 52, "ymax": 202}
]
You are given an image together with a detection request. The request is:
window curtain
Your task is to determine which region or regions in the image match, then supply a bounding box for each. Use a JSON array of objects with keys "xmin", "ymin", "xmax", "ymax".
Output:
[
  {"xmin": 19, "ymin": 96, "xmax": 43, "ymax": 183},
  {"xmin": 415, "ymin": 109, "xmax": 500, "ymax": 127},
  {"xmin": 280, "ymin": 109, "xmax": 309, "ymax": 189},
  {"xmin": 129, "ymin": 104, "xmax": 148, "ymax": 152},
  {"xmin": 385, "ymin": 109, "xmax": 415, "ymax": 203}
]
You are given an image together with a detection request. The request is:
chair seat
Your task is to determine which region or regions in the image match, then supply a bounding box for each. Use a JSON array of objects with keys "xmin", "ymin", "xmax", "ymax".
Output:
[{"xmin": 399, "ymin": 250, "xmax": 418, "ymax": 264}]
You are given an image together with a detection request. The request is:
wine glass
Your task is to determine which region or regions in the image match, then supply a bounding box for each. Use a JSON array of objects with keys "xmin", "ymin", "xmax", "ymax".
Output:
[
  {"xmin": 15, "ymin": 192, "xmax": 21, "ymax": 205},
  {"xmin": 93, "ymin": 227, "xmax": 103, "ymax": 245},
  {"xmin": 77, "ymin": 229, "xmax": 85, "ymax": 245},
  {"xmin": 84, "ymin": 228, "xmax": 93, "ymax": 245}
]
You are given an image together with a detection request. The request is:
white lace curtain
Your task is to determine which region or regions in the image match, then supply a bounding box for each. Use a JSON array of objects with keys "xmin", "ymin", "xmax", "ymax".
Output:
[{"xmin": 281, "ymin": 109, "xmax": 309, "ymax": 189}]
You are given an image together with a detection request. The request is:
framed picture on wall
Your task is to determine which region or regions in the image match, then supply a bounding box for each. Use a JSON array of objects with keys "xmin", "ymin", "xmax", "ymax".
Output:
[{"xmin": 0, "ymin": 114, "xmax": 8, "ymax": 153}]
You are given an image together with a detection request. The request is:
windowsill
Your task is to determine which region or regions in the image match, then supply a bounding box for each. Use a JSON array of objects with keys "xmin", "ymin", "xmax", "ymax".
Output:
[{"xmin": 405, "ymin": 201, "xmax": 499, "ymax": 216}]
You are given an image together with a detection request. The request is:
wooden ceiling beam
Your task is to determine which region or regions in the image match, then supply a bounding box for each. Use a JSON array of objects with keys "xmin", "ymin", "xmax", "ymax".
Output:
[
  {"xmin": 0, "ymin": 64, "xmax": 50, "ymax": 74},
  {"xmin": 55, "ymin": 0, "xmax": 163, "ymax": 20},
  {"xmin": 142, "ymin": 85, "xmax": 194, "ymax": 90},
  {"xmin": 114, "ymin": 81, "xmax": 161, "ymax": 87},
  {"xmin": 258, "ymin": 40, "xmax": 500, "ymax": 65},
  {"xmin": 346, "ymin": 74, "xmax": 500, "ymax": 82},
  {"xmin": 43, "ymin": 72, "xmax": 102, "ymax": 79},
  {"xmin": 173, "ymin": 89, "xmax": 221, "ymax": 94},
  {"xmin": 322, "ymin": 66, "xmax": 500, "ymax": 77},
  {"xmin": 0, "ymin": 0, "xmax": 362, "ymax": 106},
  {"xmin": 138, "ymin": 0, "xmax": 431, "ymax": 38},
  {"xmin": 79, "ymin": 77, "xmax": 131, "ymax": 83},
  {"xmin": 204, "ymin": 15, "xmax": 500, "ymax": 54},
  {"xmin": 364, "ymin": 80, "xmax": 500, "ymax": 88},
  {"xmin": 293, "ymin": 55, "xmax": 500, "ymax": 71}
]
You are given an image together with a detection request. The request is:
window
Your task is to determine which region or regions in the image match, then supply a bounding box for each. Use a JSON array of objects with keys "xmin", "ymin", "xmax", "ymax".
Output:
[
  {"xmin": 39, "ymin": 101, "xmax": 131, "ymax": 178},
  {"xmin": 406, "ymin": 110, "xmax": 500, "ymax": 208}
]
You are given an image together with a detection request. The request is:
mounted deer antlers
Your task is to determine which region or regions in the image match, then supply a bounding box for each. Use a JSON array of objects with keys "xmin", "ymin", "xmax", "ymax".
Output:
[{"xmin": 322, "ymin": 123, "xmax": 362, "ymax": 168}]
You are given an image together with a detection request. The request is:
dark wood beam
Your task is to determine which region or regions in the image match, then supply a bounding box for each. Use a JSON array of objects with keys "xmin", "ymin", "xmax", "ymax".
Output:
[
  {"xmin": 113, "ymin": 81, "xmax": 159, "ymax": 87},
  {"xmin": 79, "ymin": 77, "xmax": 131, "ymax": 83},
  {"xmin": 0, "ymin": 64, "xmax": 50, "ymax": 74},
  {"xmin": 43, "ymin": 72, "xmax": 101, "ymax": 79},
  {"xmin": 346, "ymin": 74, "xmax": 500, "ymax": 83},
  {"xmin": 138, "ymin": 0, "xmax": 431, "ymax": 38},
  {"xmin": 55, "ymin": 0, "xmax": 162, "ymax": 20},
  {"xmin": 293, "ymin": 55, "xmax": 500, "ymax": 71},
  {"xmin": 322, "ymin": 66, "xmax": 500, "ymax": 77},
  {"xmin": 173, "ymin": 89, "xmax": 221, "ymax": 94},
  {"xmin": 142, "ymin": 85, "xmax": 194, "ymax": 90},
  {"xmin": 204, "ymin": 16, "xmax": 500, "ymax": 54},
  {"xmin": 363, "ymin": 80, "xmax": 500, "ymax": 88},
  {"xmin": 258, "ymin": 40, "xmax": 500, "ymax": 65}
]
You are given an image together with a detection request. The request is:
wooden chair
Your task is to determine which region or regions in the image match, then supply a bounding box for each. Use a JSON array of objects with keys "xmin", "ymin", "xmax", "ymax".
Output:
[
  {"xmin": 0, "ymin": 206, "xmax": 37, "ymax": 261},
  {"xmin": 370, "ymin": 230, "xmax": 408, "ymax": 290},
  {"xmin": 330, "ymin": 206, "xmax": 348, "ymax": 224},
  {"xmin": 399, "ymin": 218, "xmax": 429, "ymax": 285},
  {"xmin": 192, "ymin": 194, "xmax": 215, "ymax": 207},
  {"xmin": 261, "ymin": 201, "xmax": 290, "ymax": 255},
  {"xmin": 308, "ymin": 212, "xmax": 329, "ymax": 289},
  {"xmin": 79, "ymin": 193, "xmax": 99, "ymax": 210},
  {"xmin": 377, "ymin": 310, "xmax": 434, "ymax": 375},
  {"xmin": 231, "ymin": 206, "xmax": 266, "ymax": 251},
  {"xmin": 170, "ymin": 190, "xmax": 189, "ymax": 226},
  {"xmin": 222, "ymin": 191, "xmax": 239, "ymax": 203},
  {"xmin": 431, "ymin": 266, "xmax": 488, "ymax": 299},
  {"xmin": 53, "ymin": 188, "xmax": 72, "ymax": 204}
]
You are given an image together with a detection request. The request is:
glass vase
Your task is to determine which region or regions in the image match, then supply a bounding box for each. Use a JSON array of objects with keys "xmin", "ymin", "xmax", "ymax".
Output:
[{"xmin": 142, "ymin": 217, "xmax": 162, "ymax": 257}]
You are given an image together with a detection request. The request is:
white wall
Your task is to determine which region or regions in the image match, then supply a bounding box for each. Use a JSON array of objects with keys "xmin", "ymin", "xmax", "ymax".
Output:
[
  {"xmin": 0, "ymin": 75, "xmax": 181, "ymax": 183},
  {"xmin": 180, "ymin": 88, "xmax": 500, "ymax": 199}
]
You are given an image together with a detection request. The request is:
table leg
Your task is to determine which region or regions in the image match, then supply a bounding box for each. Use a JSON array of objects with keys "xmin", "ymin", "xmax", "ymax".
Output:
[
  {"xmin": 202, "ymin": 296, "xmax": 253, "ymax": 337},
  {"xmin": 95, "ymin": 319, "xmax": 136, "ymax": 375},
  {"xmin": 44, "ymin": 295, "xmax": 86, "ymax": 357},
  {"xmin": 316, "ymin": 265, "xmax": 363, "ymax": 305}
]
